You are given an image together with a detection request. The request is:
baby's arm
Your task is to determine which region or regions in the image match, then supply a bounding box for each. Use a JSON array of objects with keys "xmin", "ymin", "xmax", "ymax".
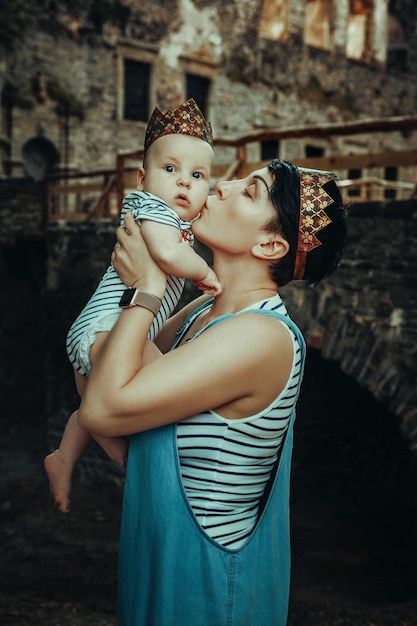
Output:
[{"xmin": 140, "ymin": 220, "xmax": 221, "ymax": 296}]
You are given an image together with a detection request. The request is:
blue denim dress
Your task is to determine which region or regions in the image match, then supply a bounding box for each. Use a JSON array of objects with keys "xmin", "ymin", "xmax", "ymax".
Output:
[{"xmin": 117, "ymin": 307, "xmax": 305, "ymax": 626}]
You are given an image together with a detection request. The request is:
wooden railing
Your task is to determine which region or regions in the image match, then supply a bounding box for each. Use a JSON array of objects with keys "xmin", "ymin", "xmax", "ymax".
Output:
[
  {"xmin": 44, "ymin": 115, "xmax": 417, "ymax": 224},
  {"xmin": 210, "ymin": 115, "xmax": 417, "ymax": 203},
  {"xmin": 44, "ymin": 169, "xmax": 119, "ymax": 224}
]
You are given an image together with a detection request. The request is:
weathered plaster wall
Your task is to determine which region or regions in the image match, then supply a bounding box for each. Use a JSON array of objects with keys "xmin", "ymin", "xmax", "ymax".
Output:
[{"xmin": 1, "ymin": 0, "xmax": 416, "ymax": 176}]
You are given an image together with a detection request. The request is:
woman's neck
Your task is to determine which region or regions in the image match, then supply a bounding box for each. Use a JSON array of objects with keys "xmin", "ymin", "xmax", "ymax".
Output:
[{"xmin": 205, "ymin": 255, "xmax": 277, "ymax": 320}]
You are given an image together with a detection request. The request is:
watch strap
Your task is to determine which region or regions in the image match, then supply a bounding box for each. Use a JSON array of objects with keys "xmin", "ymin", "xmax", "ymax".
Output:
[{"xmin": 119, "ymin": 288, "xmax": 161, "ymax": 316}]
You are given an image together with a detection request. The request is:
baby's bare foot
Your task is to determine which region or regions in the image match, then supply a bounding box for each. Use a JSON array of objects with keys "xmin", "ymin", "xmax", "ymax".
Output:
[{"xmin": 44, "ymin": 449, "xmax": 72, "ymax": 513}]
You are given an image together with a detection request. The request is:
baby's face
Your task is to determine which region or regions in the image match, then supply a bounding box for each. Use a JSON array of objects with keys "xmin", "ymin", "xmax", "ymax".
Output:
[{"xmin": 141, "ymin": 134, "xmax": 213, "ymax": 221}]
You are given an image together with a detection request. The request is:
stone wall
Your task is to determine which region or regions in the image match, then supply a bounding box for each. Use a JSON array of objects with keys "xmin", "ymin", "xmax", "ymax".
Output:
[
  {"xmin": 0, "ymin": 178, "xmax": 123, "ymax": 477},
  {"xmin": 0, "ymin": 180, "xmax": 46, "ymax": 418},
  {"xmin": 1, "ymin": 181, "xmax": 417, "ymax": 460},
  {"xmin": 1, "ymin": 0, "xmax": 416, "ymax": 177},
  {"xmin": 281, "ymin": 199, "xmax": 417, "ymax": 451}
]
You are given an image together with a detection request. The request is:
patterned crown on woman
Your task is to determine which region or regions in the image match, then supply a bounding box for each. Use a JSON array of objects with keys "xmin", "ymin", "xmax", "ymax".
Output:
[
  {"xmin": 144, "ymin": 98, "xmax": 213, "ymax": 154},
  {"xmin": 293, "ymin": 168, "xmax": 336, "ymax": 280}
]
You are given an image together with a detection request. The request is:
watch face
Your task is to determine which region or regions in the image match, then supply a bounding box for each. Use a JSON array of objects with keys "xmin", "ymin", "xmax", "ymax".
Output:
[{"xmin": 119, "ymin": 288, "xmax": 135, "ymax": 307}]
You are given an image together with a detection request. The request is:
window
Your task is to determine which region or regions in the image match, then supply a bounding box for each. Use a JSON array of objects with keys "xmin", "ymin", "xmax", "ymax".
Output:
[
  {"xmin": 259, "ymin": 0, "xmax": 289, "ymax": 41},
  {"xmin": 261, "ymin": 140, "xmax": 279, "ymax": 160},
  {"xmin": 384, "ymin": 166, "xmax": 397, "ymax": 200},
  {"xmin": 347, "ymin": 167, "xmax": 362, "ymax": 197},
  {"xmin": 117, "ymin": 45, "xmax": 156, "ymax": 123},
  {"xmin": 346, "ymin": 0, "xmax": 373, "ymax": 61},
  {"xmin": 304, "ymin": 0, "xmax": 331, "ymax": 50},
  {"xmin": 386, "ymin": 12, "xmax": 407, "ymax": 72},
  {"xmin": 0, "ymin": 139, "xmax": 10, "ymax": 176},
  {"xmin": 181, "ymin": 56, "xmax": 217, "ymax": 120},
  {"xmin": 186, "ymin": 74, "xmax": 211, "ymax": 117},
  {"xmin": 305, "ymin": 145, "xmax": 324, "ymax": 158},
  {"xmin": 123, "ymin": 59, "xmax": 150, "ymax": 122}
]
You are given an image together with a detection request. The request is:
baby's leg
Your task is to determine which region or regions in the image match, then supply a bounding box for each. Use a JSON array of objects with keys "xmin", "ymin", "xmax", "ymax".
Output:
[
  {"xmin": 44, "ymin": 408, "xmax": 92, "ymax": 513},
  {"xmin": 44, "ymin": 407, "xmax": 127, "ymax": 513},
  {"xmin": 44, "ymin": 333, "xmax": 125, "ymax": 513},
  {"xmin": 45, "ymin": 332, "xmax": 159, "ymax": 512}
]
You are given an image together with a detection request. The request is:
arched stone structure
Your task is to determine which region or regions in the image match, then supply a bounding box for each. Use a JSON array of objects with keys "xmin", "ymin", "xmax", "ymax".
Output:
[
  {"xmin": 22, "ymin": 137, "xmax": 60, "ymax": 181},
  {"xmin": 281, "ymin": 198, "xmax": 417, "ymax": 452}
]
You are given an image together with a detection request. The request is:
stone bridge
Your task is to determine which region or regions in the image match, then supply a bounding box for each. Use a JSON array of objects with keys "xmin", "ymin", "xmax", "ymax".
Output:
[
  {"xmin": 282, "ymin": 198, "xmax": 417, "ymax": 452},
  {"xmin": 1, "ymin": 180, "xmax": 416, "ymax": 457}
]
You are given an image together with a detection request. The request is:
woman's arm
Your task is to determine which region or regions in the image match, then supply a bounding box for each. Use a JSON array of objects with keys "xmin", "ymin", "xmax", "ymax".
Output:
[
  {"xmin": 79, "ymin": 310, "xmax": 292, "ymax": 438},
  {"xmin": 78, "ymin": 214, "xmax": 292, "ymax": 438}
]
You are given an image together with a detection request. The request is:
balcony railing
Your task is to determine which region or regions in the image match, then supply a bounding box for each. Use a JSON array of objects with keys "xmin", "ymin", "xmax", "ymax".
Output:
[{"xmin": 44, "ymin": 114, "xmax": 417, "ymax": 224}]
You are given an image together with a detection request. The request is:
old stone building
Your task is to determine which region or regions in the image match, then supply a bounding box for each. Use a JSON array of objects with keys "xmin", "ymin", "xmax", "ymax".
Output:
[
  {"xmin": 1, "ymin": 0, "xmax": 416, "ymax": 178},
  {"xmin": 1, "ymin": 0, "xmax": 416, "ymax": 439},
  {"xmin": 1, "ymin": 3, "xmax": 417, "ymax": 465},
  {"xmin": 2, "ymin": 2, "xmax": 417, "ymax": 623}
]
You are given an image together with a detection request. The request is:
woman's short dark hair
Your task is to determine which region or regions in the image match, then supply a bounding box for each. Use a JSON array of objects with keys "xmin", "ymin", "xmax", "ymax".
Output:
[{"xmin": 265, "ymin": 159, "xmax": 347, "ymax": 287}]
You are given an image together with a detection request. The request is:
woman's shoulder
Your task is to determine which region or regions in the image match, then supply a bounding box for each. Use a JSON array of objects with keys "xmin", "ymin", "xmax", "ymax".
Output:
[{"xmin": 216, "ymin": 310, "xmax": 294, "ymax": 349}]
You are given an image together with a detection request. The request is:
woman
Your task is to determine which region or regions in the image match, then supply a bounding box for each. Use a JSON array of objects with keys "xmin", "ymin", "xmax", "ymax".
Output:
[{"xmin": 79, "ymin": 159, "xmax": 347, "ymax": 626}]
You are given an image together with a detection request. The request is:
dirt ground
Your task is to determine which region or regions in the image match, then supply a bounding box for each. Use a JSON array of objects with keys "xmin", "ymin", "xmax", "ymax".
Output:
[{"xmin": 2, "ymin": 413, "xmax": 417, "ymax": 626}]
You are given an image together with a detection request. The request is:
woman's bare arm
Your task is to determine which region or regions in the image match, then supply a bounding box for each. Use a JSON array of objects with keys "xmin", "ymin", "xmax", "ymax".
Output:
[
  {"xmin": 78, "ymin": 213, "xmax": 292, "ymax": 438},
  {"xmin": 78, "ymin": 309, "xmax": 292, "ymax": 438}
]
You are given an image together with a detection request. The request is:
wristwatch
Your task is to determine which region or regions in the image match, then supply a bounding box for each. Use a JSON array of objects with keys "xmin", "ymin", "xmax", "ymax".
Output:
[{"xmin": 119, "ymin": 288, "xmax": 162, "ymax": 316}]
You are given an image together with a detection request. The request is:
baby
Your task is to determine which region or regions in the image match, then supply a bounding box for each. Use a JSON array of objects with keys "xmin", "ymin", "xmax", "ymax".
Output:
[{"xmin": 45, "ymin": 99, "xmax": 220, "ymax": 512}]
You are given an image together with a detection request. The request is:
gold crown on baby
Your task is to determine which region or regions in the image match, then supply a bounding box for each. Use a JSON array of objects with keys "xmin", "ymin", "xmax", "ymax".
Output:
[
  {"xmin": 144, "ymin": 98, "xmax": 213, "ymax": 154},
  {"xmin": 293, "ymin": 168, "xmax": 336, "ymax": 280}
]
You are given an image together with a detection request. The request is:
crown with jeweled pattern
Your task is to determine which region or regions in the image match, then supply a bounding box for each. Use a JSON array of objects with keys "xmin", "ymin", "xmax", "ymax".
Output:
[
  {"xmin": 144, "ymin": 98, "xmax": 213, "ymax": 155},
  {"xmin": 293, "ymin": 168, "xmax": 336, "ymax": 280}
]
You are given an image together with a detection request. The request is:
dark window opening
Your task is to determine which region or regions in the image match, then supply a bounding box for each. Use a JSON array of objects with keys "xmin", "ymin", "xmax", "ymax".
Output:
[
  {"xmin": 387, "ymin": 47, "xmax": 408, "ymax": 73},
  {"xmin": 347, "ymin": 167, "xmax": 361, "ymax": 197},
  {"xmin": 186, "ymin": 74, "xmax": 210, "ymax": 117},
  {"xmin": 261, "ymin": 140, "xmax": 279, "ymax": 161},
  {"xmin": 384, "ymin": 166, "xmax": 397, "ymax": 200},
  {"xmin": 305, "ymin": 145, "xmax": 324, "ymax": 158},
  {"xmin": 123, "ymin": 59, "xmax": 150, "ymax": 122},
  {"xmin": 387, "ymin": 13, "xmax": 407, "ymax": 73}
]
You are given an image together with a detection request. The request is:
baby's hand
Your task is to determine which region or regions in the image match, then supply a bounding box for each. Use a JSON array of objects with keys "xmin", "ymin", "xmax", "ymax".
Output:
[{"xmin": 193, "ymin": 267, "xmax": 222, "ymax": 296}]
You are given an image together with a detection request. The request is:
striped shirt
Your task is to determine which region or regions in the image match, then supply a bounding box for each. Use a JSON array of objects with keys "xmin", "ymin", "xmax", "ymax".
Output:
[
  {"xmin": 175, "ymin": 295, "xmax": 303, "ymax": 549},
  {"xmin": 66, "ymin": 191, "xmax": 193, "ymax": 376}
]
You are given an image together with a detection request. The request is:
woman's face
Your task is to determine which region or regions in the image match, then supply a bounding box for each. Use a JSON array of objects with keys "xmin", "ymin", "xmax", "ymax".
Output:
[{"xmin": 192, "ymin": 167, "xmax": 277, "ymax": 254}]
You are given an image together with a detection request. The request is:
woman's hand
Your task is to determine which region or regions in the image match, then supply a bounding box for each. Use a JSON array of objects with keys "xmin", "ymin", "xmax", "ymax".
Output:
[{"xmin": 112, "ymin": 212, "xmax": 167, "ymax": 299}]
